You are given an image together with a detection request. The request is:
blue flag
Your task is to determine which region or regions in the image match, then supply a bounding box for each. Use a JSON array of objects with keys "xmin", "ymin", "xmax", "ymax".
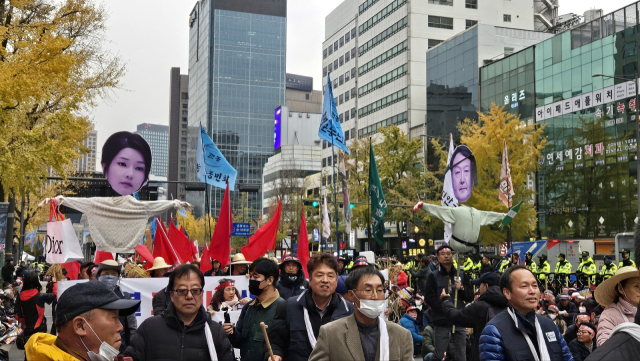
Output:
[
  {"xmin": 197, "ymin": 125, "xmax": 237, "ymax": 190},
  {"xmin": 318, "ymin": 73, "xmax": 349, "ymax": 154},
  {"xmin": 150, "ymin": 217, "xmax": 157, "ymax": 243}
]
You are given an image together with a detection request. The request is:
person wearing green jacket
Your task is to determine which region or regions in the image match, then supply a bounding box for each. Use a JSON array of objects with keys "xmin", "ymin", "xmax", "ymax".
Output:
[
  {"xmin": 524, "ymin": 252, "xmax": 537, "ymax": 273},
  {"xmin": 462, "ymin": 255, "xmax": 474, "ymax": 274},
  {"xmin": 619, "ymin": 248, "xmax": 636, "ymax": 268},
  {"xmin": 577, "ymin": 251, "xmax": 597, "ymax": 286},
  {"xmin": 225, "ymin": 258, "xmax": 284, "ymax": 361},
  {"xmin": 599, "ymin": 254, "xmax": 617, "ymax": 284},
  {"xmin": 537, "ymin": 254, "xmax": 551, "ymax": 289},
  {"xmin": 555, "ymin": 253, "xmax": 573, "ymax": 288}
]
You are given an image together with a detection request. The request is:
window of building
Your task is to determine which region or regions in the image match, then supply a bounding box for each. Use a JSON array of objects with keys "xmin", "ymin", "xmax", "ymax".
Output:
[
  {"xmin": 351, "ymin": 68, "xmax": 356, "ymax": 79},
  {"xmin": 328, "ymin": 63, "xmax": 333, "ymax": 72},
  {"xmin": 181, "ymin": 92, "xmax": 188, "ymax": 100},
  {"xmin": 328, "ymin": 45, "xmax": 333, "ymax": 55},
  {"xmin": 182, "ymin": 124, "xmax": 187, "ymax": 128},
  {"xmin": 322, "ymin": 158, "xmax": 326, "ymax": 167},
  {"xmin": 358, "ymin": 88, "xmax": 408, "ymax": 117},
  {"xmin": 339, "ymin": 37, "xmax": 344, "ymax": 47},
  {"xmin": 339, "ymin": 56, "xmax": 344, "ymax": 66},
  {"xmin": 339, "ymin": 113, "xmax": 344, "ymax": 122},
  {"xmin": 351, "ymin": 48, "xmax": 356, "ymax": 59},
  {"xmin": 323, "ymin": 67, "xmax": 327, "ymax": 77},
  {"xmin": 345, "ymin": 90, "xmax": 350, "ymax": 101},
  {"xmin": 181, "ymin": 137, "xmax": 187, "ymax": 142},
  {"xmin": 182, "ymin": 117, "xmax": 187, "ymax": 122},
  {"xmin": 323, "ymin": 48, "xmax": 327, "ymax": 59},
  {"xmin": 182, "ymin": 104, "xmax": 188, "ymax": 109},
  {"xmin": 182, "ymin": 131, "xmax": 187, "ymax": 135},
  {"xmin": 504, "ymin": 47, "xmax": 514, "ymax": 55},
  {"xmin": 328, "ymin": 156, "xmax": 332, "ymax": 166},
  {"xmin": 466, "ymin": 20, "xmax": 477, "ymax": 29},
  {"xmin": 359, "ymin": 40, "xmax": 408, "ymax": 75},
  {"xmin": 180, "ymin": 167, "xmax": 186, "ymax": 172},
  {"xmin": 358, "ymin": 63, "xmax": 408, "ymax": 96},
  {"xmin": 323, "ymin": 141, "xmax": 327, "ymax": 149},
  {"xmin": 181, "ymin": 151, "xmax": 187, "ymax": 156},
  {"xmin": 345, "ymin": 111, "xmax": 350, "ymax": 121},
  {"xmin": 181, "ymin": 160, "xmax": 186, "ymax": 165},
  {"xmin": 181, "ymin": 144, "xmax": 187, "ymax": 149},
  {"xmin": 306, "ymin": 93, "xmax": 310, "ymax": 100},
  {"xmin": 339, "ymin": 94, "xmax": 344, "ymax": 104},
  {"xmin": 359, "ymin": 0, "xmax": 407, "ymax": 35},
  {"xmin": 334, "ymin": 59, "xmax": 338, "ymax": 69},
  {"xmin": 345, "ymin": 70, "xmax": 350, "ymax": 81},
  {"xmin": 428, "ymin": 0, "xmax": 452, "ymax": 5},
  {"xmin": 345, "ymin": 51, "xmax": 350, "ymax": 62},
  {"xmin": 359, "ymin": 16, "xmax": 408, "ymax": 56},
  {"xmin": 345, "ymin": 31, "xmax": 350, "ymax": 43},
  {"xmin": 465, "ymin": 0, "xmax": 477, "ymax": 8},
  {"xmin": 334, "ymin": 80, "xmax": 338, "ymax": 89},
  {"xmin": 180, "ymin": 174, "xmax": 186, "ymax": 179},
  {"xmin": 503, "ymin": 14, "xmax": 511, "ymax": 22},
  {"xmin": 182, "ymin": 110, "xmax": 188, "ymax": 115},
  {"xmin": 334, "ymin": 41, "xmax": 338, "ymax": 51},
  {"xmin": 428, "ymin": 39, "xmax": 443, "ymax": 49},
  {"xmin": 428, "ymin": 16, "xmax": 453, "ymax": 29},
  {"xmin": 339, "ymin": 75, "xmax": 344, "ymax": 85},
  {"xmin": 345, "ymin": 129, "xmax": 350, "ymax": 141},
  {"xmin": 351, "ymin": 87, "xmax": 356, "ymax": 99},
  {"xmin": 351, "ymin": 108, "xmax": 356, "ymax": 119}
]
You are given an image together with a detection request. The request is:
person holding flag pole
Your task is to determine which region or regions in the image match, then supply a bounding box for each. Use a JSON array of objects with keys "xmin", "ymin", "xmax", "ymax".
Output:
[{"xmin": 318, "ymin": 73, "xmax": 350, "ymax": 252}]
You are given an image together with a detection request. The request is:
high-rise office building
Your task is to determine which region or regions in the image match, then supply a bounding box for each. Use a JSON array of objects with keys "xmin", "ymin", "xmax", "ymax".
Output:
[
  {"xmin": 134, "ymin": 123, "xmax": 169, "ymax": 178},
  {"xmin": 168, "ymin": 68, "xmax": 189, "ymax": 201},
  {"xmin": 187, "ymin": 0, "xmax": 287, "ymax": 217},
  {"xmin": 74, "ymin": 129, "xmax": 97, "ymax": 173}
]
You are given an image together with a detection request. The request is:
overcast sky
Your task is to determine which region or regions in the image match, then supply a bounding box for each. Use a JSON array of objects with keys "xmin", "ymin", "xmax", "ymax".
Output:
[{"xmin": 90, "ymin": 0, "xmax": 635, "ymax": 169}]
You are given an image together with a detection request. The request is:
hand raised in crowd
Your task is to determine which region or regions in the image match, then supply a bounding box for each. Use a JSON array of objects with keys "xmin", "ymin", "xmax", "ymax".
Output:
[
  {"xmin": 269, "ymin": 356, "xmax": 282, "ymax": 361},
  {"xmin": 440, "ymin": 288, "xmax": 450, "ymax": 299},
  {"xmin": 455, "ymin": 280, "xmax": 462, "ymax": 290},
  {"xmin": 223, "ymin": 322, "xmax": 234, "ymax": 335}
]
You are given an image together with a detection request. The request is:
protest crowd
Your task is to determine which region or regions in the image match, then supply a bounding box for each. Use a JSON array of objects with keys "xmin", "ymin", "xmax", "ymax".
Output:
[{"xmin": 0, "ymin": 236, "xmax": 639, "ymax": 361}]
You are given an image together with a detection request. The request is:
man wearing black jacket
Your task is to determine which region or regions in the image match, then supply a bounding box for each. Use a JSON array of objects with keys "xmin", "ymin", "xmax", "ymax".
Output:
[
  {"xmin": 276, "ymin": 253, "xmax": 309, "ymax": 300},
  {"xmin": 410, "ymin": 255, "xmax": 431, "ymax": 296},
  {"xmin": 267, "ymin": 253, "xmax": 353, "ymax": 361},
  {"xmin": 1, "ymin": 259, "xmax": 14, "ymax": 284},
  {"xmin": 204, "ymin": 259, "xmax": 225, "ymax": 276},
  {"xmin": 480, "ymin": 255, "xmax": 495, "ymax": 274},
  {"xmin": 425, "ymin": 245, "xmax": 474, "ymax": 361},
  {"xmin": 440, "ymin": 272, "xmax": 507, "ymax": 361}
]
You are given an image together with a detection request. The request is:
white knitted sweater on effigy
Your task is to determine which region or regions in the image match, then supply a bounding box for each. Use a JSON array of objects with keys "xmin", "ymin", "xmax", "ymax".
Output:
[{"xmin": 55, "ymin": 195, "xmax": 192, "ymax": 253}]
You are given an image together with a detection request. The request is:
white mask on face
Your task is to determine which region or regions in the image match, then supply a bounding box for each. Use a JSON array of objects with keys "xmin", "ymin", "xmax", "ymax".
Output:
[
  {"xmin": 352, "ymin": 292, "xmax": 386, "ymax": 319},
  {"xmin": 579, "ymin": 307, "xmax": 586, "ymax": 313},
  {"xmin": 79, "ymin": 318, "xmax": 120, "ymax": 361},
  {"xmin": 549, "ymin": 314, "xmax": 557, "ymax": 320}
]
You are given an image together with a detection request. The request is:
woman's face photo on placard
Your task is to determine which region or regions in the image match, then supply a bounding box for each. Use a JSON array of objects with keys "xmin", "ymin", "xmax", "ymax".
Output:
[
  {"xmin": 449, "ymin": 145, "xmax": 476, "ymax": 203},
  {"xmin": 101, "ymin": 131, "xmax": 152, "ymax": 196}
]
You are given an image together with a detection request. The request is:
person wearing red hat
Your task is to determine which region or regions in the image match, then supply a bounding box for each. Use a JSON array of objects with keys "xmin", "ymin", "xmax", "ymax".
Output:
[
  {"xmin": 400, "ymin": 305, "xmax": 423, "ymax": 357},
  {"xmin": 277, "ymin": 253, "xmax": 309, "ymax": 300}
]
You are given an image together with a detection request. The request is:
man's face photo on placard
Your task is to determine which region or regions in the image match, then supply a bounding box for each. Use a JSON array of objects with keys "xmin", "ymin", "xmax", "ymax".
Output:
[
  {"xmin": 101, "ymin": 131, "xmax": 152, "ymax": 196},
  {"xmin": 449, "ymin": 145, "xmax": 476, "ymax": 203}
]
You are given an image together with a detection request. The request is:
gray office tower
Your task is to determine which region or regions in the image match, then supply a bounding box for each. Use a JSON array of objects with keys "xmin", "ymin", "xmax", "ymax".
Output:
[
  {"xmin": 187, "ymin": 0, "xmax": 287, "ymax": 217},
  {"xmin": 168, "ymin": 68, "xmax": 189, "ymax": 201},
  {"xmin": 134, "ymin": 123, "xmax": 169, "ymax": 178}
]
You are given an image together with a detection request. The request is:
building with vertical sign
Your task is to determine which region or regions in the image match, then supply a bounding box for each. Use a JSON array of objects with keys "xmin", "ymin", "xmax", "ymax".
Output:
[
  {"xmin": 187, "ymin": 0, "xmax": 287, "ymax": 217},
  {"xmin": 479, "ymin": 2, "xmax": 640, "ymax": 240}
]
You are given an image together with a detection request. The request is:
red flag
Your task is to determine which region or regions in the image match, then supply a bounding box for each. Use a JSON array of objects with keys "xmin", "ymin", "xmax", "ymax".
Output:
[
  {"xmin": 153, "ymin": 218, "xmax": 182, "ymax": 265},
  {"xmin": 61, "ymin": 261, "xmax": 80, "ymax": 280},
  {"xmin": 209, "ymin": 183, "xmax": 232, "ymax": 268},
  {"xmin": 298, "ymin": 204, "xmax": 310, "ymax": 278},
  {"xmin": 169, "ymin": 220, "xmax": 195, "ymax": 262},
  {"xmin": 200, "ymin": 243, "xmax": 212, "ymax": 273},
  {"xmin": 94, "ymin": 251, "xmax": 114, "ymax": 264},
  {"xmin": 242, "ymin": 199, "xmax": 282, "ymax": 262},
  {"xmin": 135, "ymin": 244, "xmax": 154, "ymax": 265}
]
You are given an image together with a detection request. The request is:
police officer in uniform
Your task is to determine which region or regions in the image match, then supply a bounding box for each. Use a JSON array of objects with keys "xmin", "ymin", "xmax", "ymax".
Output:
[
  {"xmin": 555, "ymin": 253, "xmax": 572, "ymax": 289},
  {"xmin": 537, "ymin": 254, "xmax": 551, "ymax": 290},
  {"xmin": 576, "ymin": 251, "xmax": 596, "ymax": 287},
  {"xmin": 524, "ymin": 252, "xmax": 537, "ymax": 273},
  {"xmin": 462, "ymin": 254, "xmax": 474, "ymax": 276},
  {"xmin": 599, "ymin": 254, "xmax": 617, "ymax": 284},
  {"xmin": 619, "ymin": 248, "xmax": 636, "ymax": 268},
  {"xmin": 498, "ymin": 254, "xmax": 510, "ymax": 274}
]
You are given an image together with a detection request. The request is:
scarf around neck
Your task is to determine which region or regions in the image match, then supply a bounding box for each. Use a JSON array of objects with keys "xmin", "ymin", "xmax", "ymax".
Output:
[{"xmin": 507, "ymin": 307, "xmax": 551, "ymax": 361}]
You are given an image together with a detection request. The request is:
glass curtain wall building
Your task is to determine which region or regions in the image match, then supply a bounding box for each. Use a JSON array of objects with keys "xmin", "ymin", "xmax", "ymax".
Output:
[
  {"xmin": 188, "ymin": 0, "xmax": 286, "ymax": 217},
  {"xmin": 480, "ymin": 2, "xmax": 640, "ymax": 239}
]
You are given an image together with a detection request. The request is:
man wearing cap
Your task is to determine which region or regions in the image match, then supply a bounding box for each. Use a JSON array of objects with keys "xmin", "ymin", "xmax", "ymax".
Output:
[
  {"xmin": 268, "ymin": 253, "xmax": 353, "ymax": 361},
  {"xmin": 337, "ymin": 257, "xmax": 347, "ymax": 276},
  {"xmin": 479, "ymin": 265, "xmax": 573, "ymax": 361},
  {"xmin": 351, "ymin": 255, "xmax": 371, "ymax": 271},
  {"xmin": 96, "ymin": 260, "xmax": 138, "ymax": 353},
  {"xmin": 400, "ymin": 305, "xmax": 423, "ymax": 357},
  {"xmin": 439, "ymin": 272, "xmax": 507, "ymax": 361},
  {"xmin": 498, "ymin": 254, "xmax": 510, "ymax": 274},
  {"xmin": 425, "ymin": 244, "xmax": 473, "ymax": 361},
  {"xmin": 537, "ymin": 254, "xmax": 550, "ymax": 287},
  {"xmin": 25, "ymin": 280, "xmax": 140, "ymax": 361},
  {"xmin": 277, "ymin": 253, "xmax": 309, "ymax": 300},
  {"xmin": 555, "ymin": 253, "xmax": 572, "ymax": 287},
  {"xmin": 619, "ymin": 248, "xmax": 636, "ymax": 268},
  {"xmin": 577, "ymin": 251, "xmax": 596, "ymax": 286},
  {"xmin": 204, "ymin": 258, "xmax": 224, "ymax": 277},
  {"xmin": 599, "ymin": 254, "xmax": 617, "ymax": 283},
  {"xmin": 557, "ymin": 293, "xmax": 578, "ymax": 322},
  {"xmin": 125, "ymin": 264, "xmax": 234, "ymax": 361},
  {"xmin": 524, "ymin": 252, "xmax": 537, "ymax": 274},
  {"xmin": 568, "ymin": 322, "xmax": 597, "ymax": 361},
  {"xmin": 480, "ymin": 255, "xmax": 495, "ymax": 274}
]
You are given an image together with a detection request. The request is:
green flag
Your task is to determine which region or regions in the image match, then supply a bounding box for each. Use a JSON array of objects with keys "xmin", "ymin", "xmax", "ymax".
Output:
[
  {"xmin": 369, "ymin": 143, "xmax": 387, "ymax": 246},
  {"xmin": 500, "ymin": 200, "xmax": 524, "ymax": 231}
]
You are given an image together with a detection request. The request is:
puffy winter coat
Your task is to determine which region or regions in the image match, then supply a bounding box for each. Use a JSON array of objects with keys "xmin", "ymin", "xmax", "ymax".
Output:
[
  {"xmin": 276, "ymin": 269, "xmax": 309, "ymax": 300},
  {"xmin": 124, "ymin": 303, "xmax": 234, "ymax": 361},
  {"xmin": 25, "ymin": 333, "xmax": 81, "ymax": 361},
  {"xmin": 400, "ymin": 313, "xmax": 423, "ymax": 344},
  {"xmin": 586, "ymin": 320, "xmax": 640, "ymax": 361},
  {"xmin": 569, "ymin": 339, "xmax": 595, "ymax": 361},
  {"xmin": 479, "ymin": 306, "xmax": 573, "ymax": 361},
  {"xmin": 596, "ymin": 298, "xmax": 636, "ymax": 347},
  {"xmin": 421, "ymin": 325, "xmax": 435, "ymax": 355}
]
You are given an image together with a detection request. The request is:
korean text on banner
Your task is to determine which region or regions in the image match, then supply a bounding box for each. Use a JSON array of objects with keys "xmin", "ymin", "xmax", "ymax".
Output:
[
  {"xmin": 499, "ymin": 139, "xmax": 515, "ymax": 208},
  {"xmin": 369, "ymin": 143, "xmax": 387, "ymax": 246},
  {"xmin": 197, "ymin": 125, "xmax": 238, "ymax": 190},
  {"xmin": 318, "ymin": 73, "xmax": 349, "ymax": 154},
  {"xmin": 441, "ymin": 134, "xmax": 458, "ymax": 244}
]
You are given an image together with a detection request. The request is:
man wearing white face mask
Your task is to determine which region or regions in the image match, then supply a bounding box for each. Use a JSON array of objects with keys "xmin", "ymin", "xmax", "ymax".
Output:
[
  {"xmin": 25, "ymin": 280, "xmax": 140, "ymax": 361},
  {"xmin": 96, "ymin": 260, "xmax": 137, "ymax": 353},
  {"xmin": 309, "ymin": 267, "xmax": 414, "ymax": 361}
]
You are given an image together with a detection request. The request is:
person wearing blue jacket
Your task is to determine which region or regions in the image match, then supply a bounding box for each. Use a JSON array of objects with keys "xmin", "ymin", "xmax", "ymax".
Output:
[
  {"xmin": 400, "ymin": 306, "xmax": 423, "ymax": 357},
  {"xmin": 479, "ymin": 265, "xmax": 573, "ymax": 361}
]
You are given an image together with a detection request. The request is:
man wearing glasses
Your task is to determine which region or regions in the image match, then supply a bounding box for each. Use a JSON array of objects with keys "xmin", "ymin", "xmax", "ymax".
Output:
[
  {"xmin": 309, "ymin": 267, "xmax": 414, "ymax": 361},
  {"xmin": 424, "ymin": 244, "xmax": 474, "ymax": 361},
  {"xmin": 125, "ymin": 264, "xmax": 234, "ymax": 361}
]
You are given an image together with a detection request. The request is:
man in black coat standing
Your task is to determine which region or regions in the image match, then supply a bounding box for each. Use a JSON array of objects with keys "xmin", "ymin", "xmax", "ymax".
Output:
[
  {"xmin": 440, "ymin": 272, "xmax": 507, "ymax": 361},
  {"xmin": 2, "ymin": 258, "xmax": 14, "ymax": 284},
  {"xmin": 410, "ymin": 255, "xmax": 431, "ymax": 296},
  {"xmin": 276, "ymin": 253, "xmax": 309, "ymax": 300}
]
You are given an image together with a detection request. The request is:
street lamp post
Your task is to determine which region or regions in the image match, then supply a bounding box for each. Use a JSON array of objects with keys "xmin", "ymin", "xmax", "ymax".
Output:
[{"xmin": 592, "ymin": 73, "xmax": 640, "ymax": 220}]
